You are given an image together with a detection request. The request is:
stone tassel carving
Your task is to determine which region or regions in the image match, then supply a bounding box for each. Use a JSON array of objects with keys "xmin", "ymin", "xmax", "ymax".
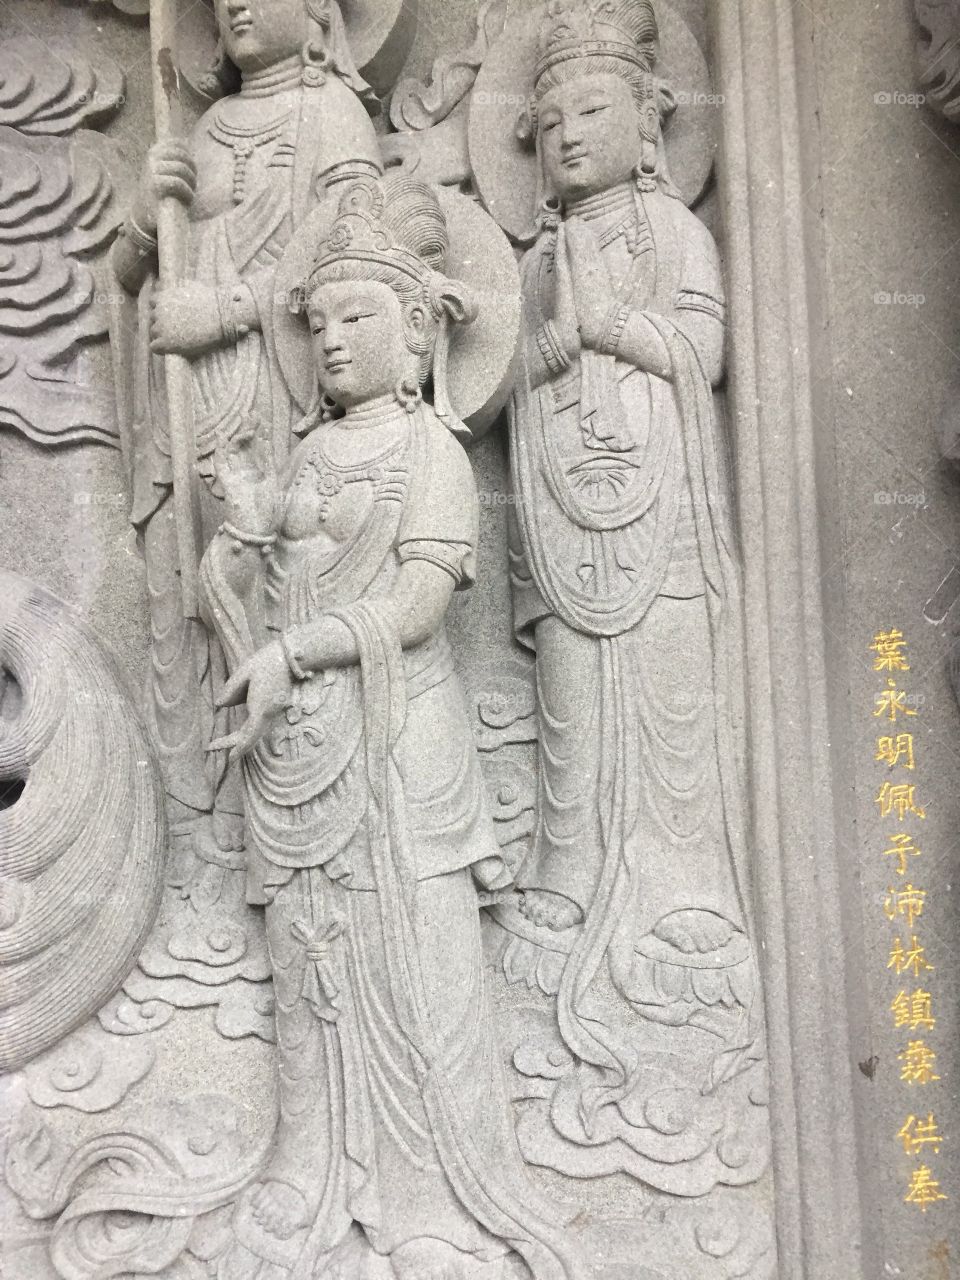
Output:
[{"xmin": 0, "ymin": 571, "xmax": 166, "ymax": 1072}]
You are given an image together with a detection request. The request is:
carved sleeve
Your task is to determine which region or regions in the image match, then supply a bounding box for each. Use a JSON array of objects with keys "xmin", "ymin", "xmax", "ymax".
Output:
[
  {"xmin": 397, "ymin": 422, "xmax": 479, "ymax": 590},
  {"xmin": 672, "ymin": 210, "xmax": 726, "ymax": 387}
]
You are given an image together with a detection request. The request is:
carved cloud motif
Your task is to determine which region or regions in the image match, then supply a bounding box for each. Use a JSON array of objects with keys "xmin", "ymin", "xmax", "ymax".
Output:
[{"xmin": 0, "ymin": 38, "xmax": 126, "ymax": 448}]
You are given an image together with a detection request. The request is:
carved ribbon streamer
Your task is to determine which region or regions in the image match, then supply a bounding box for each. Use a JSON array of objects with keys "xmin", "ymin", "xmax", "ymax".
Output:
[{"xmin": 287, "ymin": 576, "xmax": 588, "ymax": 1280}]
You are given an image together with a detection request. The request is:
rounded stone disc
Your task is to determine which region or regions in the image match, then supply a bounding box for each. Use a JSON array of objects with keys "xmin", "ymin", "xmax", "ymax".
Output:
[
  {"xmin": 467, "ymin": 1, "xmax": 714, "ymax": 245},
  {"xmin": 273, "ymin": 186, "xmax": 521, "ymax": 441},
  {"xmin": 177, "ymin": 0, "xmax": 418, "ymax": 101}
]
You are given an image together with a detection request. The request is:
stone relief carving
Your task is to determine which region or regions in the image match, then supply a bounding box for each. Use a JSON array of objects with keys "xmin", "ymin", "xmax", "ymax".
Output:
[
  {"xmin": 195, "ymin": 168, "xmax": 577, "ymax": 1280},
  {"xmin": 0, "ymin": 2, "xmax": 778, "ymax": 1278},
  {"xmin": 915, "ymin": 0, "xmax": 960, "ymax": 121},
  {"xmin": 0, "ymin": 571, "xmax": 165, "ymax": 1073},
  {"xmin": 0, "ymin": 38, "xmax": 128, "ymax": 447},
  {"xmin": 481, "ymin": 2, "xmax": 772, "ymax": 1272}
]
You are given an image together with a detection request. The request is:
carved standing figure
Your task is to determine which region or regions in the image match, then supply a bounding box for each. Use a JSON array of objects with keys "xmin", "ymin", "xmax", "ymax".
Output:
[
  {"xmin": 200, "ymin": 174, "xmax": 582, "ymax": 1280},
  {"xmin": 505, "ymin": 0, "xmax": 767, "ymax": 1181},
  {"xmin": 112, "ymin": 0, "xmax": 382, "ymax": 854}
]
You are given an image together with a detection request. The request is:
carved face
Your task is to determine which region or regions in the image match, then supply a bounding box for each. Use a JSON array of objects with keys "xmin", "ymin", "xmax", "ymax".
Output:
[
  {"xmin": 308, "ymin": 280, "xmax": 423, "ymax": 409},
  {"xmin": 213, "ymin": 0, "xmax": 306, "ymax": 72},
  {"xmin": 538, "ymin": 72, "xmax": 642, "ymax": 201}
]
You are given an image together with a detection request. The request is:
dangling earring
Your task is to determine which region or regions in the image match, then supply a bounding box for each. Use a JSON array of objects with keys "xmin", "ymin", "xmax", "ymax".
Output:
[
  {"xmin": 319, "ymin": 393, "xmax": 340, "ymax": 423},
  {"xmin": 395, "ymin": 375, "xmax": 422, "ymax": 414}
]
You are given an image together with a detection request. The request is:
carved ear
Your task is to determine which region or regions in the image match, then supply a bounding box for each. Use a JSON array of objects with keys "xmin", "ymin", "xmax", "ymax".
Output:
[
  {"xmin": 516, "ymin": 99, "xmax": 538, "ymax": 150},
  {"xmin": 428, "ymin": 277, "xmax": 480, "ymax": 327},
  {"xmin": 404, "ymin": 301, "xmax": 430, "ymax": 347},
  {"xmin": 657, "ymin": 79, "xmax": 677, "ymax": 122}
]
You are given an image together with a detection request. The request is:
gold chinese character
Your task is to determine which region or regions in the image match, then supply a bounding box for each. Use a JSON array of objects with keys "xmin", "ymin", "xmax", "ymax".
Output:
[
  {"xmin": 876, "ymin": 733, "xmax": 915, "ymax": 770},
  {"xmin": 905, "ymin": 1165, "xmax": 947, "ymax": 1211},
  {"xmin": 891, "ymin": 989, "xmax": 936, "ymax": 1032},
  {"xmin": 884, "ymin": 832, "xmax": 922, "ymax": 876},
  {"xmin": 898, "ymin": 1113, "xmax": 944, "ymax": 1156},
  {"xmin": 876, "ymin": 782, "xmax": 926, "ymax": 821},
  {"xmin": 883, "ymin": 884, "xmax": 926, "ymax": 929},
  {"xmin": 888, "ymin": 936, "xmax": 934, "ymax": 978},
  {"xmin": 899, "ymin": 1040, "xmax": 941, "ymax": 1085},
  {"xmin": 871, "ymin": 629, "xmax": 910, "ymax": 672},
  {"xmin": 874, "ymin": 679, "xmax": 918, "ymax": 723}
]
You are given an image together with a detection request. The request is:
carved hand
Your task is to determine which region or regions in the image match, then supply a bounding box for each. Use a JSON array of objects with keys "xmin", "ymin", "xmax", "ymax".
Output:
[
  {"xmin": 209, "ymin": 641, "xmax": 294, "ymax": 758},
  {"xmin": 150, "ymin": 282, "xmax": 227, "ymax": 357},
  {"xmin": 214, "ymin": 421, "xmax": 278, "ymax": 536},
  {"xmin": 564, "ymin": 217, "xmax": 615, "ymax": 351},
  {"xmin": 133, "ymin": 140, "xmax": 198, "ymax": 235}
]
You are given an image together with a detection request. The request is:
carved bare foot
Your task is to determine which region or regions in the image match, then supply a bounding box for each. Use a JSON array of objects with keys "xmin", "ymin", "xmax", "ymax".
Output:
[
  {"xmin": 212, "ymin": 808, "xmax": 244, "ymax": 853},
  {"xmin": 519, "ymin": 889, "xmax": 583, "ymax": 932},
  {"xmin": 654, "ymin": 909, "xmax": 736, "ymax": 955},
  {"xmin": 391, "ymin": 1238, "xmax": 467, "ymax": 1280},
  {"xmin": 249, "ymin": 1180, "xmax": 310, "ymax": 1240}
]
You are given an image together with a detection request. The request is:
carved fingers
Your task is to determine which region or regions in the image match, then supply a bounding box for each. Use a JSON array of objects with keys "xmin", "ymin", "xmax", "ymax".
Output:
[
  {"xmin": 213, "ymin": 421, "xmax": 278, "ymax": 533},
  {"xmin": 149, "ymin": 282, "xmax": 225, "ymax": 357},
  {"xmin": 564, "ymin": 216, "xmax": 614, "ymax": 351},
  {"xmin": 210, "ymin": 642, "xmax": 294, "ymax": 759},
  {"xmin": 145, "ymin": 139, "xmax": 198, "ymax": 212}
]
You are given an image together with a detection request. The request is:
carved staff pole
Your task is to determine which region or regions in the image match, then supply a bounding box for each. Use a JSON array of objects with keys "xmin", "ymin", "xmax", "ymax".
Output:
[{"xmin": 150, "ymin": 0, "xmax": 202, "ymax": 619}]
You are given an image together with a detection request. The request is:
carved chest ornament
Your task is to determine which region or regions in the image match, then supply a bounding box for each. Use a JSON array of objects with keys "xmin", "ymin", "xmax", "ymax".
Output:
[{"xmin": 207, "ymin": 109, "xmax": 294, "ymax": 204}]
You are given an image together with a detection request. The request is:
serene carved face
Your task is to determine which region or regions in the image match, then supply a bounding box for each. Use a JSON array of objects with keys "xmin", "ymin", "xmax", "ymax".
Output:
[
  {"xmin": 214, "ymin": 0, "xmax": 306, "ymax": 73},
  {"xmin": 538, "ymin": 72, "xmax": 642, "ymax": 201},
  {"xmin": 308, "ymin": 280, "xmax": 423, "ymax": 409}
]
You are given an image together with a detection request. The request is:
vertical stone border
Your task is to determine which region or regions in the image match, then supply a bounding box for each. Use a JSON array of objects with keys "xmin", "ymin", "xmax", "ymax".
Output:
[{"xmin": 712, "ymin": 4, "xmax": 871, "ymax": 1276}]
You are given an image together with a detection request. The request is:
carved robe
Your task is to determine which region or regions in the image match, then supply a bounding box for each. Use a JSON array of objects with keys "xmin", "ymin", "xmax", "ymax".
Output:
[
  {"xmin": 509, "ymin": 184, "xmax": 759, "ymax": 1107},
  {"xmin": 201, "ymin": 408, "xmax": 580, "ymax": 1279}
]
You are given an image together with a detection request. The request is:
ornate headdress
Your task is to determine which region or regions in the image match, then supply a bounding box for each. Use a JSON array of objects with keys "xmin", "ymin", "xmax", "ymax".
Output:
[
  {"xmin": 535, "ymin": 0, "xmax": 659, "ymax": 86},
  {"xmin": 522, "ymin": 0, "xmax": 676, "ymax": 203},
  {"xmin": 300, "ymin": 178, "xmax": 448, "ymax": 301},
  {"xmin": 292, "ymin": 176, "xmax": 478, "ymax": 431}
]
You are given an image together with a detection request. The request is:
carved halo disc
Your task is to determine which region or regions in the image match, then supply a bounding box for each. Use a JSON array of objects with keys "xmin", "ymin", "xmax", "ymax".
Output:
[
  {"xmin": 273, "ymin": 186, "xmax": 521, "ymax": 440},
  {"xmin": 467, "ymin": 0, "xmax": 714, "ymax": 244},
  {"xmin": 176, "ymin": 0, "xmax": 419, "ymax": 100}
]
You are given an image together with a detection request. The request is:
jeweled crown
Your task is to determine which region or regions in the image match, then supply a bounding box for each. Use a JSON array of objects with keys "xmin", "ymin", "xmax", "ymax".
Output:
[
  {"xmin": 536, "ymin": 0, "xmax": 659, "ymax": 83},
  {"xmin": 298, "ymin": 176, "xmax": 448, "ymax": 306}
]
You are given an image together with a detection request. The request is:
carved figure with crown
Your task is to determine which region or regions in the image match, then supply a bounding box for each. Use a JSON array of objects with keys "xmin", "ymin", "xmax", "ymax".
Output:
[
  {"xmin": 484, "ymin": 0, "xmax": 773, "ymax": 1204},
  {"xmin": 196, "ymin": 172, "xmax": 580, "ymax": 1280},
  {"xmin": 106, "ymin": 0, "xmax": 408, "ymax": 1038},
  {"xmin": 110, "ymin": 0, "xmax": 391, "ymax": 888}
]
